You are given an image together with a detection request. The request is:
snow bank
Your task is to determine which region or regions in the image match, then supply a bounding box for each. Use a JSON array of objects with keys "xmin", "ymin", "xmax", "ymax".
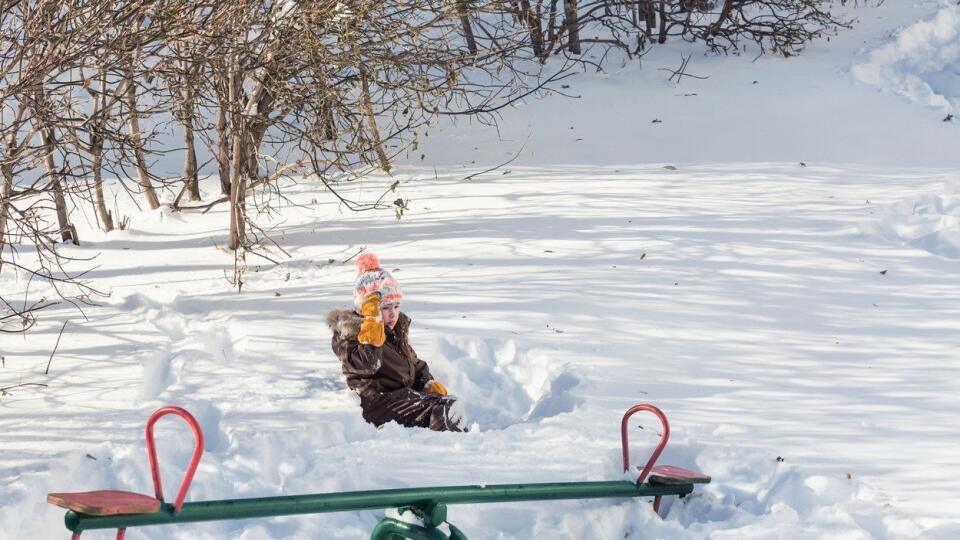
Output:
[
  {"xmin": 852, "ymin": 3, "xmax": 960, "ymax": 115},
  {"xmin": 860, "ymin": 179, "xmax": 960, "ymax": 258},
  {"xmin": 428, "ymin": 335, "xmax": 583, "ymax": 428}
]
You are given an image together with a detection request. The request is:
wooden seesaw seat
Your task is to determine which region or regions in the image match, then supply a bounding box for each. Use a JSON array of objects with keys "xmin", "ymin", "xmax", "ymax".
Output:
[
  {"xmin": 47, "ymin": 406, "xmax": 204, "ymax": 540},
  {"xmin": 47, "ymin": 491, "xmax": 162, "ymax": 516},
  {"xmin": 648, "ymin": 465, "xmax": 712, "ymax": 485}
]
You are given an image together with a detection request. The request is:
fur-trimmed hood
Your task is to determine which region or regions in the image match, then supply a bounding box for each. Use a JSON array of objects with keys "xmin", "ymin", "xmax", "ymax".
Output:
[
  {"xmin": 326, "ymin": 308, "xmax": 362, "ymax": 339},
  {"xmin": 326, "ymin": 308, "xmax": 411, "ymax": 340}
]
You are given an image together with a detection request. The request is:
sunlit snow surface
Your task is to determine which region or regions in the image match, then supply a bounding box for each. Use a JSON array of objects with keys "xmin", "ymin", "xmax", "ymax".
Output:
[{"xmin": 4, "ymin": 163, "xmax": 959, "ymax": 539}]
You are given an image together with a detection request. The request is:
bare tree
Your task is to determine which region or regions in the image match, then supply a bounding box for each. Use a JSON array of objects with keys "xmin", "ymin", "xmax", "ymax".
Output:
[
  {"xmin": 159, "ymin": 35, "xmax": 211, "ymax": 205},
  {"xmin": 499, "ymin": 0, "xmax": 850, "ymax": 63},
  {"xmin": 0, "ymin": 0, "xmax": 564, "ymax": 325},
  {"xmin": 166, "ymin": 1, "xmax": 559, "ymax": 253},
  {"xmin": 0, "ymin": 0, "xmax": 170, "ymax": 331}
]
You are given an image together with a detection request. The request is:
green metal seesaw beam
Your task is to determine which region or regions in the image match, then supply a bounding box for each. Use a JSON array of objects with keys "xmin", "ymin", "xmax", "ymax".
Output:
[{"xmin": 65, "ymin": 480, "xmax": 694, "ymax": 533}]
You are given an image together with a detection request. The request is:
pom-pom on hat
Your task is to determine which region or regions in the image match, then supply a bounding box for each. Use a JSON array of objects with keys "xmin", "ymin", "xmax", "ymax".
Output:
[
  {"xmin": 356, "ymin": 252, "xmax": 381, "ymax": 274},
  {"xmin": 353, "ymin": 252, "xmax": 403, "ymax": 309}
]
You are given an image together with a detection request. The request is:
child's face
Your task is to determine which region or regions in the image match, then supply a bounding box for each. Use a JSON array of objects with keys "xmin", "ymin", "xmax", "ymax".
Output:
[{"xmin": 381, "ymin": 302, "xmax": 400, "ymax": 330}]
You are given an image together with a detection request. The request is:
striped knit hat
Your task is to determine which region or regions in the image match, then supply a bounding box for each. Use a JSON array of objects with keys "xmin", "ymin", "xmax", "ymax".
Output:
[{"xmin": 353, "ymin": 253, "xmax": 403, "ymax": 309}]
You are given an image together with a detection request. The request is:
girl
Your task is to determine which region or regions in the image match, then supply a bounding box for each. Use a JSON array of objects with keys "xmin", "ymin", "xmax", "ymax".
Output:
[{"xmin": 326, "ymin": 253, "xmax": 465, "ymax": 432}]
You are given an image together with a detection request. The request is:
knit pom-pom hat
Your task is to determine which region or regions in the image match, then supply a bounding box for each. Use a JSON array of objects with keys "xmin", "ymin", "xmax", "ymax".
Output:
[{"xmin": 353, "ymin": 252, "xmax": 403, "ymax": 309}]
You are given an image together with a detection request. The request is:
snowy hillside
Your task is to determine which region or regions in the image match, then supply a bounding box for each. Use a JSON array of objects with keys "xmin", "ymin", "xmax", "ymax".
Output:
[
  {"xmin": 402, "ymin": 2, "xmax": 960, "ymax": 169},
  {"xmin": 3, "ymin": 1, "xmax": 960, "ymax": 539}
]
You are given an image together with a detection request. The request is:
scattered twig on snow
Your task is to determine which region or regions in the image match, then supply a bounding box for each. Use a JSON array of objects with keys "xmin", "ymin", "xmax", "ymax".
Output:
[
  {"xmin": 45, "ymin": 320, "xmax": 69, "ymax": 375},
  {"xmin": 0, "ymin": 382, "xmax": 49, "ymax": 397},
  {"xmin": 658, "ymin": 54, "xmax": 709, "ymax": 85},
  {"xmin": 463, "ymin": 136, "xmax": 529, "ymax": 182},
  {"xmin": 341, "ymin": 247, "xmax": 367, "ymax": 265}
]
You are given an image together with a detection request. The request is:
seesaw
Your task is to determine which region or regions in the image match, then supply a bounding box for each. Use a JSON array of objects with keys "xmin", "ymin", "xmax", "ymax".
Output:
[{"xmin": 48, "ymin": 404, "xmax": 709, "ymax": 539}]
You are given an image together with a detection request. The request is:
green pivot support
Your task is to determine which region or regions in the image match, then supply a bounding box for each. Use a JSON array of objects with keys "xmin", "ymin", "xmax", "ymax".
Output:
[{"xmin": 370, "ymin": 502, "xmax": 467, "ymax": 540}]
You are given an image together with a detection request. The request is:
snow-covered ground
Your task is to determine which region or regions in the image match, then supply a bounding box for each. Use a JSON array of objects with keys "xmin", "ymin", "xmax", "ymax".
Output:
[
  {"xmin": 406, "ymin": 2, "xmax": 960, "ymax": 169},
  {"xmin": 3, "ymin": 2, "xmax": 960, "ymax": 539}
]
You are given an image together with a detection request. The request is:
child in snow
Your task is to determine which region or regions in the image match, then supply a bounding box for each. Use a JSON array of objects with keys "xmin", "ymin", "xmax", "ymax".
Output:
[{"xmin": 326, "ymin": 253, "xmax": 465, "ymax": 432}]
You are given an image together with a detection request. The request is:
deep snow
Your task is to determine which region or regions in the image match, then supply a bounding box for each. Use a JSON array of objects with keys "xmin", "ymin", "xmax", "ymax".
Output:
[{"xmin": 2, "ymin": 1, "xmax": 960, "ymax": 539}]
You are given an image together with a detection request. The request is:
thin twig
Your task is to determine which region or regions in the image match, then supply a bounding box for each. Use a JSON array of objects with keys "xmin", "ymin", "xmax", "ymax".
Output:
[
  {"xmin": 658, "ymin": 54, "xmax": 709, "ymax": 85},
  {"xmin": 342, "ymin": 247, "xmax": 367, "ymax": 264},
  {"xmin": 45, "ymin": 320, "xmax": 69, "ymax": 375},
  {"xmin": 463, "ymin": 136, "xmax": 529, "ymax": 182},
  {"xmin": 0, "ymin": 382, "xmax": 49, "ymax": 397}
]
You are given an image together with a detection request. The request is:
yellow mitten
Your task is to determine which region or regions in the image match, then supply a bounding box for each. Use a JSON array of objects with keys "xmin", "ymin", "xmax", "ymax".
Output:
[
  {"xmin": 357, "ymin": 293, "xmax": 385, "ymax": 346},
  {"xmin": 360, "ymin": 292, "xmax": 381, "ymax": 318},
  {"xmin": 425, "ymin": 380, "xmax": 448, "ymax": 396}
]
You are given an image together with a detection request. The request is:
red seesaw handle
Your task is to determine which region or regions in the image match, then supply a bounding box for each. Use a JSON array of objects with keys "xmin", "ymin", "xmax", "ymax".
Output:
[
  {"xmin": 145, "ymin": 406, "xmax": 204, "ymax": 513},
  {"xmin": 620, "ymin": 403, "xmax": 670, "ymax": 485}
]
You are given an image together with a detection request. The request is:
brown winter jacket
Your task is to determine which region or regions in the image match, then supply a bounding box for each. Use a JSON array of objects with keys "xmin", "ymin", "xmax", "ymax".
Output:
[{"xmin": 326, "ymin": 308, "xmax": 434, "ymax": 399}]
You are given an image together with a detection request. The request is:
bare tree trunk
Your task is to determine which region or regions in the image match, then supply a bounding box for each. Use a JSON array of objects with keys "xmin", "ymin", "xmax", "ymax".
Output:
[
  {"xmin": 246, "ymin": 129, "xmax": 259, "ymax": 183},
  {"xmin": 359, "ymin": 68, "xmax": 391, "ymax": 173},
  {"xmin": 709, "ymin": 0, "xmax": 735, "ymax": 37},
  {"xmin": 90, "ymin": 71, "xmax": 114, "ymax": 232},
  {"xmin": 658, "ymin": 0, "xmax": 668, "ymax": 43},
  {"xmin": 247, "ymin": 67, "xmax": 284, "ymax": 183},
  {"xmin": 41, "ymin": 128, "xmax": 77, "ymax": 244},
  {"xmin": 182, "ymin": 112, "xmax": 200, "ymax": 200},
  {"xmin": 564, "ymin": 0, "xmax": 581, "ymax": 54},
  {"xmin": 547, "ymin": 0, "xmax": 559, "ymax": 45},
  {"xmin": 183, "ymin": 122, "xmax": 200, "ymax": 201},
  {"xmin": 320, "ymin": 97, "xmax": 337, "ymax": 140},
  {"xmin": 0, "ymin": 106, "xmax": 26, "ymax": 248},
  {"xmin": 125, "ymin": 54, "xmax": 161, "ymax": 210},
  {"xmin": 91, "ymin": 135, "xmax": 114, "ymax": 232},
  {"xmin": 0, "ymin": 162, "xmax": 12, "ymax": 247},
  {"xmin": 227, "ymin": 65, "xmax": 245, "ymax": 251},
  {"xmin": 643, "ymin": 1, "xmax": 656, "ymax": 39},
  {"xmin": 181, "ymin": 78, "xmax": 201, "ymax": 201},
  {"xmin": 518, "ymin": 0, "xmax": 545, "ymax": 59},
  {"xmin": 215, "ymin": 99, "xmax": 231, "ymax": 195},
  {"xmin": 457, "ymin": 1, "xmax": 478, "ymax": 55},
  {"xmin": 245, "ymin": 103, "xmax": 268, "ymax": 184},
  {"xmin": 314, "ymin": 71, "xmax": 337, "ymax": 141}
]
